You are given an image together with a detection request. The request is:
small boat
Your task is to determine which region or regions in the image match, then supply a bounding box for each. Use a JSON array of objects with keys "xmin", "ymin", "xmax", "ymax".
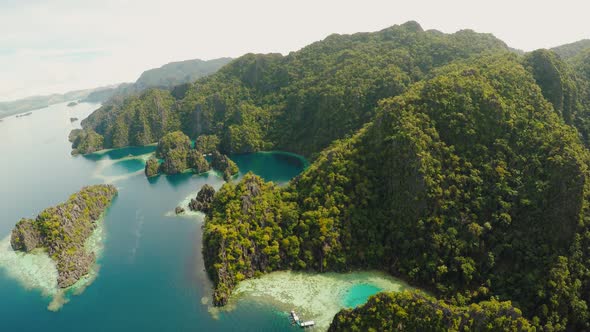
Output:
[
  {"xmin": 290, "ymin": 310, "xmax": 300, "ymax": 324},
  {"xmin": 300, "ymin": 321, "xmax": 315, "ymax": 328},
  {"xmin": 289, "ymin": 310, "xmax": 314, "ymax": 328}
]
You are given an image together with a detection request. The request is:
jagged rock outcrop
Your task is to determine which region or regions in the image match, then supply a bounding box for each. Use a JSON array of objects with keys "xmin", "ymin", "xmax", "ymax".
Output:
[
  {"xmin": 175, "ymin": 206, "xmax": 185, "ymax": 215},
  {"xmin": 10, "ymin": 185, "xmax": 118, "ymax": 288},
  {"xmin": 189, "ymin": 184, "xmax": 216, "ymax": 214},
  {"xmin": 10, "ymin": 218, "xmax": 41, "ymax": 251},
  {"xmin": 211, "ymin": 151, "xmax": 239, "ymax": 181},
  {"xmin": 145, "ymin": 157, "xmax": 160, "ymax": 177},
  {"xmin": 152, "ymin": 131, "xmax": 213, "ymax": 175},
  {"xmin": 187, "ymin": 150, "xmax": 210, "ymax": 173}
]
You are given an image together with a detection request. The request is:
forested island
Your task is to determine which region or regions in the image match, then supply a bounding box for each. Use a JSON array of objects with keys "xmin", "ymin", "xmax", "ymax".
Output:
[
  {"xmin": 65, "ymin": 21, "xmax": 590, "ymax": 331},
  {"xmin": 142, "ymin": 131, "xmax": 238, "ymax": 178},
  {"xmin": 10, "ymin": 185, "xmax": 117, "ymax": 288}
]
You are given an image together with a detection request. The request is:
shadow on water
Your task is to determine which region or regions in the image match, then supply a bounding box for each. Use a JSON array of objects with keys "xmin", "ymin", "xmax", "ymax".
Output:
[
  {"xmin": 82, "ymin": 145, "xmax": 157, "ymax": 161},
  {"xmin": 102, "ymin": 159, "xmax": 146, "ymax": 176},
  {"xmin": 163, "ymin": 172, "xmax": 197, "ymax": 188}
]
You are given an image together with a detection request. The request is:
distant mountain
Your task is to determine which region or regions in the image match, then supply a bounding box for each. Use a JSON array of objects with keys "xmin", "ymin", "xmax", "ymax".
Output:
[
  {"xmin": 0, "ymin": 86, "xmax": 117, "ymax": 119},
  {"xmin": 0, "ymin": 57, "xmax": 232, "ymax": 119},
  {"xmin": 136, "ymin": 58, "xmax": 233, "ymax": 90},
  {"xmin": 551, "ymin": 39, "xmax": 590, "ymax": 60},
  {"xmin": 75, "ymin": 23, "xmax": 510, "ymax": 156},
  {"xmin": 83, "ymin": 57, "xmax": 233, "ymax": 103}
]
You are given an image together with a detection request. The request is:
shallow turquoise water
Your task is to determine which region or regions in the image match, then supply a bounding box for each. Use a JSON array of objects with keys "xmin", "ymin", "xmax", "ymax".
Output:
[
  {"xmin": 101, "ymin": 158, "xmax": 147, "ymax": 176},
  {"xmin": 83, "ymin": 145, "xmax": 157, "ymax": 161},
  {"xmin": 0, "ymin": 102, "xmax": 387, "ymax": 331},
  {"xmin": 343, "ymin": 283, "xmax": 383, "ymax": 308}
]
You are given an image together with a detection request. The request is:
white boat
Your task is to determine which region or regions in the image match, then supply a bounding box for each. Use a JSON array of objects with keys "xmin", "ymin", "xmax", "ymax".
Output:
[{"xmin": 300, "ymin": 321, "xmax": 315, "ymax": 328}]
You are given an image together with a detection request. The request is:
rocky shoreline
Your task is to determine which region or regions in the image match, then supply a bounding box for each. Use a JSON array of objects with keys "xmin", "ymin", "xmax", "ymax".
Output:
[{"xmin": 10, "ymin": 184, "xmax": 118, "ymax": 288}]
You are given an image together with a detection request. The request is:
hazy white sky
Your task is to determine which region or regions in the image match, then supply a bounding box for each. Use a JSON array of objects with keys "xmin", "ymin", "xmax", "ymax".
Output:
[{"xmin": 1, "ymin": 0, "xmax": 589, "ymax": 101}]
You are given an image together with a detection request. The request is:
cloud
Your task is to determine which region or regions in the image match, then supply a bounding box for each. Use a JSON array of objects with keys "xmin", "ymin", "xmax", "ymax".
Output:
[{"xmin": 0, "ymin": 0, "xmax": 588, "ymax": 101}]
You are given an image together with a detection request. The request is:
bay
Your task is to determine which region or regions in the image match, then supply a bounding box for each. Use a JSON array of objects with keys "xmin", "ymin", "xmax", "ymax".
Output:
[{"xmin": 0, "ymin": 101, "xmax": 406, "ymax": 331}]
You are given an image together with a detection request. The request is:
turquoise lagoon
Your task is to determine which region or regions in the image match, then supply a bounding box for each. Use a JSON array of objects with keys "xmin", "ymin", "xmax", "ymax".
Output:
[{"xmin": 0, "ymin": 102, "xmax": 407, "ymax": 331}]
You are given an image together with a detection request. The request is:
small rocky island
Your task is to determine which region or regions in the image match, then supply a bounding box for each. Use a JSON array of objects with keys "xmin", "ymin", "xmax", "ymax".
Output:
[
  {"xmin": 144, "ymin": 131, "xmax": 238, "ymax": 180},
  {"xmin": 70, "ymin": 117, "xmax": 79, "ymax": 122},
  {"xmin": 10, "ymin": 185, "xmax": 117, "ymax": 288},
  {"xmin": 145, "ymin": 131, "xmax": 211, "ymax": 176},
  {"xmin": 211, "ymin": 151, "xmax": 239, "ymax": 181},
  {"xmin": 67, "ymin": 101, "xmax": 78, "ymax": 107},
  {"xmin": 189, "ymin": 184, "xmax": 216, "ymax": 214}
]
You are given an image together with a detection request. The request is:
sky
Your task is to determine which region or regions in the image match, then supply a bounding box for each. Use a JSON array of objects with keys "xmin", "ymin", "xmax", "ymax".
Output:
[{"xmin": 0, "ymin": 0, "xmax": 589, "ymax": 101}]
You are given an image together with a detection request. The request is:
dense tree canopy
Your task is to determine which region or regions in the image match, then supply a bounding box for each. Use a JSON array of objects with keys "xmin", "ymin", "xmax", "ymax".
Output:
[
  {"xmin": 523, "ymin": 49, "xmax": 590, "ymax": 144},
  {"xmin": 329, "ymin": 291, "xmax": 533, "ymax": 332},
  {"xmin": 72, "ymin": 21, "xmax": 510, "ymax": 158},
  {"xmin": 551, "ymin": 39, "xmax": 590, "ymax": 60},
  {"xmin": 65, "ymin": 20, "xmax": 590, "ymax": 331},
  {"xmin": 203, "ymin": 55, "xmax": 590, "ymax": 331}
]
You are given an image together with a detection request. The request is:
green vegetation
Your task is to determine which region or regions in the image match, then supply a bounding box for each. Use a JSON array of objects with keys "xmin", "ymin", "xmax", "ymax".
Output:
[
  {"xmin": 551, "ymin": 39, "xmax": 590, "ymax": 60},
  {"xmin": 211, "ymin": 151, "xmax": 239, "ymax": 181},
  {"xmin": 10, "ymin": 185, "xmax": 117, "ymax": 288},
  {"xmin": 156, "ymin": 131, "xmax": 191, "ymax": 175},
  {"xmin": 329, "ymin": 291, "xmax": 533, "ymax": 331},
  {"xmin": 156, "ymin": 131, "xmax": 191, "ymax": 159},
  {"xmin": 524, "ymin": 49, "xmax": 590, "ymax": 144},
  {"xmin": 134, "ymin": 57, "xmax": 233, "ymax": 90},
  {"xmin": 195, "ymin": 134, "xmax": 221, "ymax": 153},
  {"xmin": 83, "ymin": 58, "xmax": 233, "ymax": 103},
  {"xmin": 63, "ymin": 21, "xmax": 590, "ymax": 330},
  {"xmin": 571, "ymin": 48, "xmax": 590, "ymax": 83},
  {"xmin": 187, "ymin": 150, "xmax": 210, "ymax": 173},
  {"xmin": 149, "ymin": 131, "xmax": 232, "ymax": 177},
  {"xmin": 0, "ymin": 58, "xmax": 231, "ymax": 119},
  {"xmin": 69, "ymin": 129, "xmax": 104, "ymax": 155},
  {"xmin": 144, "ymin": 157, "xmax": 160, "ymax": 177},
  {"xmin": 73, "ymin": 22, "xmax": 511, "ymax": 158},
  {"xmin": 203, "ymin": 174, "xmax": 295, "ymax": 304},
  {"xmin": 203, "ymin": 55, "xmax": 590, "ymax": 331},
  {"xmin": 189, "ymin": 184, "xmax": 216, "ymax": 214}
]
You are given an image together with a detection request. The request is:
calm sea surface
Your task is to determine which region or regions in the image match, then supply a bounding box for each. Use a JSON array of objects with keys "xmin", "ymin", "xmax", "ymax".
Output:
[{"xmin": 0, "ymin": 102, "xmax": 387, "ymax": 331}]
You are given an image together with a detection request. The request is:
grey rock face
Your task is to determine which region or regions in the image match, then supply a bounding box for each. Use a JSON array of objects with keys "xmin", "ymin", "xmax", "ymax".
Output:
[
  {"xmin": 189, "ymin": 184, "xmax": 216, "ymax": 214},
  {"xmin": 10, "ymin": 218, "xmax": 42, "ymax": 252}
]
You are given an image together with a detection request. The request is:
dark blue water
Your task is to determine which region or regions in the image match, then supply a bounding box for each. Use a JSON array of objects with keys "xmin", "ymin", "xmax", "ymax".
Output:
[{"xmin": 0, "ymin": 102, "xmax": 307, "ymax": 331}]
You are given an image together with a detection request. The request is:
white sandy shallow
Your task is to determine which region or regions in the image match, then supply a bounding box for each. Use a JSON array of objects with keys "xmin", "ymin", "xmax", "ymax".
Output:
[
  {"xmin": 221, "ymin": 270, "xmax": 412, "ymax": 331},
  {"xmin": 0, "ymin": 218, "xmax": 107, "ymax": 311},
  {"xmin": 92, "ymin": 152, "xmax": 153, "ymax": 183}
]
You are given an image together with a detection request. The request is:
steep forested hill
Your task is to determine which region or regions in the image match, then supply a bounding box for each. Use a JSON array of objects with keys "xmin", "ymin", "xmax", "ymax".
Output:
[
  {"xmin": 134, "ymin": 58, "xmax": 233, "ymax": 90},
  {"xmin": 203, "ymin": 54, "xmax": 590, "ymax": 331},
  {"xmin": 69, "ymin": 21, "xmax": 590, "ymax": 330},
  {"xmin": 524, "ymin": 49, "xmax": 590, "ymax": 144},
  {"xmin": 551, "ymin": 39, "xmax": 590, "ymax": 60},
  {"xmin": 72, "ymin": 21, "xmax": 510, "ymax": 156}
]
